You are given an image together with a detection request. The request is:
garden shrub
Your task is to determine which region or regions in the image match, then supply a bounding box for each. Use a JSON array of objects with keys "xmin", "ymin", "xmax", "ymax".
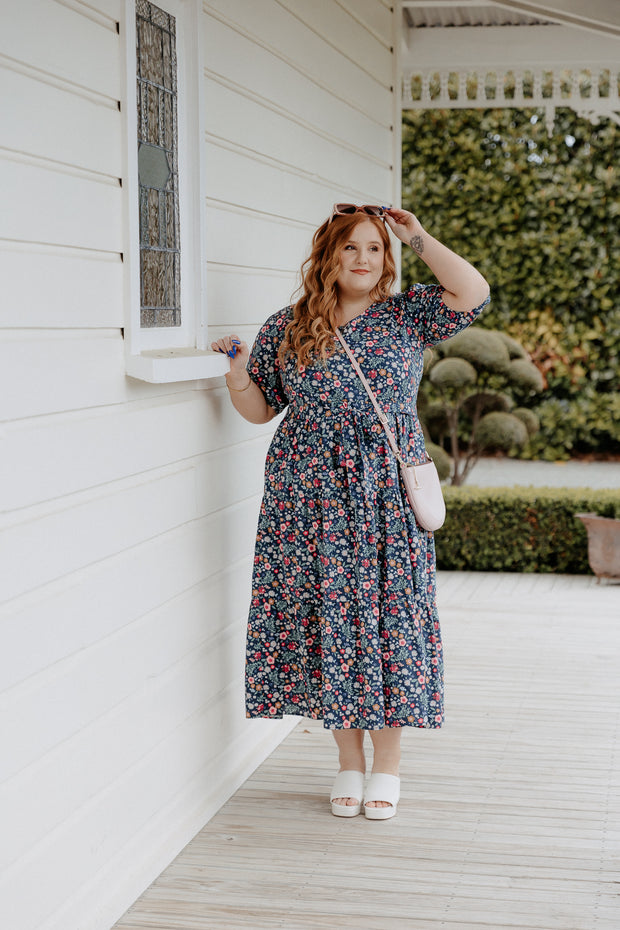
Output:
[
  {"xmin": 402, "ymin": 105, "xmax": 620, "ymax": 458},
  {"xmin": 426, "ymin": 441, "xmax": 452, "ymax": 480},
  {"xmin": 421, "ymin": 325, "xmax": 542, "ymax": 483},
  {"xmin": 443, "ymin": 329, "xmax": 510, "ymax": 373},
  {"xmin": 429, "ymin": 357, "xmax": 476, "ymax": 390},
  {"xmin": 512, "ymin": 407, "xmax": 540, "ymax": 436},
  {"xmin": 523, "ymin": 390, "xmax": 620, "ymax": 460},
  {"xmin": 473, "ymin": 411, "xmax": 528, "ymax": 450},
  {"xmin": 509, "ymin": 358, "xmax": 544, "ymax": 395},
  {"xmin": 435, "ymin": 486, "xmax": 620, "ymax": 574}
]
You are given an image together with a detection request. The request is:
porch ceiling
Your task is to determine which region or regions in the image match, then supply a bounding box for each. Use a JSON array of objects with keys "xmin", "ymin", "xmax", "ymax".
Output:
[
  {"xmin": 400, "ymin": 0, "xmax": 620, "ymax": 129},
  {"xmin": 403, "ymin": 1, "xmax": 554, "ymax": 29},
  {"xmin": 401, "ymin": 0, "xmax": 620, "ymax": 36}
]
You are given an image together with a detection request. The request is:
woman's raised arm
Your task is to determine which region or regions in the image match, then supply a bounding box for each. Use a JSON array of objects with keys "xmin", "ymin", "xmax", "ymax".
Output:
[{"xmin": 384, "ymin": 208, "xmax": 490, "ymax": 312}]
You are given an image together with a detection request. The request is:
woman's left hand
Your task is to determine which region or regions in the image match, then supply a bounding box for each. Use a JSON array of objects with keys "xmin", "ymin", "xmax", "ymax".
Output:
[
  {"xmin": 385, "ymin": 208, "xmax": 489, "ymax": 311},
  {"xmin": 384, "ymin": 207, "xmax": 425, "ymax": 248}
]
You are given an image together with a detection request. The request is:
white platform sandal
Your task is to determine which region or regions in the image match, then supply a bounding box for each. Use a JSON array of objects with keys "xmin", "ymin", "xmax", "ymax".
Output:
[
  {"xmin": 363, "ymin": 773, "xmax": 400, "ymax": 820},
  {"xmin": 330, "ymin": 770, "xmax": 365, "ymax": 817}
]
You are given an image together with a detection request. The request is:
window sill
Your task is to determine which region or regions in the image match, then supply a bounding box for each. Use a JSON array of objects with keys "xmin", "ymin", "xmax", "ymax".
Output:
[{"xmin": 125, "ymin": 348, "xmax": 230, "ymax": 384}]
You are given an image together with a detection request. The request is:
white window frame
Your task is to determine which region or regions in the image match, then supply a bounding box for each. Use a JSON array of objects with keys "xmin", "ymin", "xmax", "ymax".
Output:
[{"xmin": 121, "ymin": 0, "xmax": 227, "ymax": 382}]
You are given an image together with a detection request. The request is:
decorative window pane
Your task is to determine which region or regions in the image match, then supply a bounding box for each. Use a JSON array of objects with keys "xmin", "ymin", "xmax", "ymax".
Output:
[{"xmin": 136, "ymin": 0, "xmax": 181, "ymax": 328}]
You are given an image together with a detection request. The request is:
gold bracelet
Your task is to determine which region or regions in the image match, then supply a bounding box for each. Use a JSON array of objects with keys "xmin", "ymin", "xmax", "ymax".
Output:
[{"xmin": 226, "ymin": 375, "xmax": 252, "ymax": 392}]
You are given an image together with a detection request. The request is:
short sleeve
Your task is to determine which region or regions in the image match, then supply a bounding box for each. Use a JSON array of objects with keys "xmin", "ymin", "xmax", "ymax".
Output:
[
  {"xmin": 401, "ymin": 283, "xmax": 490, "ymax": 348},
  {"xmin": 246, "ymin": 308, "xmax": 291, "ymax": 414}
]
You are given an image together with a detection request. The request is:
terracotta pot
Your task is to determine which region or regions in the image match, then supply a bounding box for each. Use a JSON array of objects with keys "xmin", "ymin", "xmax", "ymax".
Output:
[{"xmin": 575, "ymin": 513, "xmax": 620, "ymax": 582}]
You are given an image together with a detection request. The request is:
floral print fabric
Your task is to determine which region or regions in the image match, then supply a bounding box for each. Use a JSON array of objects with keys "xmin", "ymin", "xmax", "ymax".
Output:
[{"xmin": 245, "ymin": 285, "xmax": 488, "ymax": 729}]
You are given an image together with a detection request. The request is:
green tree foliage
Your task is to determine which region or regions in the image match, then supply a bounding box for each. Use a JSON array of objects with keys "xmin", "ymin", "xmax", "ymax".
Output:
[
  {"xmin": 402, "ymin": 105, "xmax": 620, "ymax": 459},
  {"xmin": 421, "ymin": 326, "xmax": 542, "ymax": 484}
]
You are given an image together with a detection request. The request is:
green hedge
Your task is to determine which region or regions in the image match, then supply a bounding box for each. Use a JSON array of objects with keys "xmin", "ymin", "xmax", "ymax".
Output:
[
  {"xmin": 436, "ymin": 486, "xmax": 620, "ymax": 574},
  {"xmin": 402, "ymin": 105, "xmax": 620, "ymax": 458}
]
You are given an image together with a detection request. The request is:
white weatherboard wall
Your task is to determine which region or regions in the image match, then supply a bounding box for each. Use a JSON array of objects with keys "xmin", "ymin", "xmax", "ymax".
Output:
[{"xmin": 0, "ymin": 1, "xmax": 398, "ymax": 929}]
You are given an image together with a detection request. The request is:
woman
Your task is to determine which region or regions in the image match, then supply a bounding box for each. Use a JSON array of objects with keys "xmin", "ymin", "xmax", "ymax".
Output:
[{"xmin": 212, "ymin": 205, "xmax": 489, "ymax": 820}]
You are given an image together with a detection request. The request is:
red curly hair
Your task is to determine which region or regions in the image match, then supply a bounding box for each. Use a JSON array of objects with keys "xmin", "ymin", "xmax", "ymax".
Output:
[{"xmin": 279, "ymin": 213, "xmax": 397, "ymax": 368}]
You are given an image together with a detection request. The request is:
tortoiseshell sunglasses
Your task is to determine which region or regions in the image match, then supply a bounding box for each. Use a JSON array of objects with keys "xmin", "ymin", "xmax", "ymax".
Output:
[{"xmin": 329, "ymin": 203, "xmax": 387, "ymax": 223}]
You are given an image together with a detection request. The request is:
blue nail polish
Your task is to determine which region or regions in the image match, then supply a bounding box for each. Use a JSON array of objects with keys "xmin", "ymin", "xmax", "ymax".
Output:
[
  {"xmin": 232, "ymin": 339, "xmax": 241, "ymax": 345},
  {"xmin": 228, "ymin": 347, "xmax": 237, "ymax": 358}
]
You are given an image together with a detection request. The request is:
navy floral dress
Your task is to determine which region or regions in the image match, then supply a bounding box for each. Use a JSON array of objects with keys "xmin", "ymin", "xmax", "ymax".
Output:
[{"xmin": 245, "ymin": 285, "xmax": 488, "ymax": 730}]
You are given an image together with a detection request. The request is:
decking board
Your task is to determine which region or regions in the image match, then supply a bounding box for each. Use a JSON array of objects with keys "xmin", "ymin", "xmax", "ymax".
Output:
[{"xmin": 114, "ymin": 572, "xmax": 620, "ymax": 929}]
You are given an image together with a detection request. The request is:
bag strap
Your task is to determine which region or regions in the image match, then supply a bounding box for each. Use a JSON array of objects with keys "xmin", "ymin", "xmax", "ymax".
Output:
[{"xmin": 336, "ymin": 328, "xmax": 415, "ymax": 469}]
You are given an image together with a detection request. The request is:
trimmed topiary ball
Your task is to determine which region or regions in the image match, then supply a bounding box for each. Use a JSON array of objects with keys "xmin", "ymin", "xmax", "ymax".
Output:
[
  {"xmin": 462, "ymin": 391, "xmax": 513, "ymax": 417},
  {"xmin": 420, "ymin": 323, "xmax": 543, "ymax": 485},
  {"xmin": 423, "ymin": 401, "xmax": 449, "ymax": 436},
  {"xmin": 513, "ymin": 407, "xmax": 540, "ymax": 436},
  {"xmin": 509, "ymin": 358, "xmax": 544, "ymax": 393},
  {"xmin": 474, "ymin": 411, "xmax": 529, "ymax": 451},
  {"xmin": 443, "ymin": 329, "xmax": 511, "ymax": 374},
  {"xmin": 429, "ymin": 357, "xmax": 477, "ymax": 391},
  {"xmin": 497, "ymin": 332, "xmax": 529, "ymax": 360},
  {"xmin": 426, "ymin": 441, "xmax": 452, "ymax": 481}
]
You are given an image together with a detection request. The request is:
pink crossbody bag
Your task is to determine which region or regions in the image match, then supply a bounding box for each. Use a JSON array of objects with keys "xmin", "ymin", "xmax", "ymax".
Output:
[{"xmin": 336, "ymin": 328, "xmax": 446, "ymax": 532}]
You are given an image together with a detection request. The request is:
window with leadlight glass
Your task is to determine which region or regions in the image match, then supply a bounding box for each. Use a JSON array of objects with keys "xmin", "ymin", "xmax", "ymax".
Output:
[{"xmin": 136, "ymin": 0, "xmax": 181, "ymax": 328}]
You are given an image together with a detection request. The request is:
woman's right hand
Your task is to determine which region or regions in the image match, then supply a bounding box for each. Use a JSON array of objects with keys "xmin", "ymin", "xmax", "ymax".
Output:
[
  {"xmin": 210, "ymin": 334, "xmax": 274, "ymax": 424},
  {"xmin": 210, "ymin": 334, "xmax": 250, "ymax": 387}
]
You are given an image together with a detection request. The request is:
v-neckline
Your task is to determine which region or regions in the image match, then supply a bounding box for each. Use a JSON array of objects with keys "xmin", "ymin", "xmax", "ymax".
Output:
[{"xmin": 337, "ymin": 300, "xmax": 378, "ymax": 329}]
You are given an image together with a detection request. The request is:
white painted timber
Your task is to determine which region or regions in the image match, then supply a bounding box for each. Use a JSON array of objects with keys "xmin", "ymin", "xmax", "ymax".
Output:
[
  {"xmin": 0, "ymin": 64, "xmax": 122, "ymax": 177},
  {"xmin": 204, "ymin": 79, "xmax": 390, "ymax": 196},
  {"xmin": 202, "ymin": 17, "xmax": 393, "ymax": 162},
  {"xmin": 0, "ymin": 608, "xmax": 252, "ymax": 872},
  {"xmin": 125, "ymin": 347, "xmax": 229, "ymax": 383},
  {"xmin": 496, "ymin": 0, "xmax": 620, "ymax": 36},
  {"xmin": 203, "ymin": 0, "xmax": 393, "ymax": 123},
  {"xmin": 403, "ymin": 23, "xmax": 620, "ymax": 70},
  {"xmin": 40, "ymin": 719, "xmax": 295, "ymax": 930},
  {"xmin": 0, "ymin": 517, "xmax": 257, "ymax": 784},
  {"xmin": 0, "ymin": 244, "xmax": 123, "ymax": 330},
  {"xmin": 0, "ymin": 0, "xmax": 121, "ymax": 102},
  {"xmin": 279, "ymin": 0, "xmax": 394, "ymax": 79},
  {"xmin": 205, "ymin": 264, "xmax": 299, "ymax": 328},
  {"xmin": 339, "ymin": 0, "xmax": 394, "ymax": 45},
  {"xmin": 204, "ymin": 204, "xmax": 313, "ymax": 274},
  {"xmin": 56, "ymin": 0, "xmax": 121, "ymax": 29},
  {"xmin": 0, "ymin": 331, "xmax": 209, "ymax": 421},
  {"xmin": 0, "ymin": 160, "xmax": 121, "ymax": 251},
  {"xmin": 0, "ymin": 533, "xmax": 257, "ymax": 698},
  {"xmin": 0, "ymin": 688, "xmax": 295, "ymax": 930},
  {"xmin": 0, "ymin": 455, "xmax": 271, "ymax": 605},
  {"xmin": 0, "ymin": 390, "xmax": 274, "ymax": 512},
  {"xmin": 0, "ymin": 3, "xmax": 399, "ymax": 930},
  {"xmin": 204, "ymin": 141, "xmax": 392, "ymax": 229},
  {"xmin": 1, "ymin": 463, "xmax": 199, "ymax": 604}
]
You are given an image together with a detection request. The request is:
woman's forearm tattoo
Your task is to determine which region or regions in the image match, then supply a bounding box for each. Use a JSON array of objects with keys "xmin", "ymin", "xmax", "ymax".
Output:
[{"xmin": 410, "ymin": 235, "xmax": 424, "ymax": 255}]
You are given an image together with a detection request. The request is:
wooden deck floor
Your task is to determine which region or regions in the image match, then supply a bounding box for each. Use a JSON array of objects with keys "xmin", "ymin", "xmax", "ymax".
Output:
[{"xmin": 114, "ymin": 572, "xmax": 620, "ymax": 930}]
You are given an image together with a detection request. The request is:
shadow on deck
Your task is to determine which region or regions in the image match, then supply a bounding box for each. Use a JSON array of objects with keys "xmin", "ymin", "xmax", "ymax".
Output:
[{"xmin": 114, "ymin": 572, "xmax": 620, "ymax": 930}]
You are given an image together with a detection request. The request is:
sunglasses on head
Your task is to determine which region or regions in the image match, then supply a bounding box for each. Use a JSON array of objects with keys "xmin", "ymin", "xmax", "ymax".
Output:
[{"xmin": 329, "ymin": 203, "xmax": 387, "ymax": 223}]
